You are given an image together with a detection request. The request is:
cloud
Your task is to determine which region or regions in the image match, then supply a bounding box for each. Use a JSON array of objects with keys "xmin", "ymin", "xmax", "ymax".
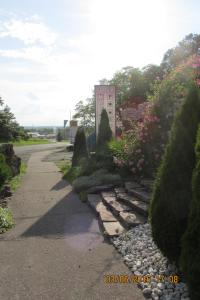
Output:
[{"xmin": 0, "ymin": 18, "xmax": 57, "ymax": 46}]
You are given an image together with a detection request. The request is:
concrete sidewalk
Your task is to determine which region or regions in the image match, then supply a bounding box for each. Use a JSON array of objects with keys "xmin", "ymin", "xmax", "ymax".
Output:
[{"xmin": 0, "ymin": 150, "xmax": 144, "ymax": 300}]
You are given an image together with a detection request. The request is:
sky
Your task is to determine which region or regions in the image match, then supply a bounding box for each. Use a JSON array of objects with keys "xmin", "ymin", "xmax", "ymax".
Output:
[{"xmin": 0, "ymin": 0, "xmax": 199, "ymax": 126}]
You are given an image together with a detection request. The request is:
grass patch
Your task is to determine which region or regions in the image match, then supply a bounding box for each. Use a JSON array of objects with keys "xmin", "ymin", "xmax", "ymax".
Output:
[
  {"xmin": 9, "ymin": 162, "xmax": 27, "ymax": 191},
  {"xmin": 13, "ymin": 138, "xmax": 52, "ymax": 146},
  {"xmin": 0, "ymin": 207, "xmax": 14, "ymax": 233},
  {"xmin": 56, "ymin": 159, "xmax": 82, "ymax": 183}
]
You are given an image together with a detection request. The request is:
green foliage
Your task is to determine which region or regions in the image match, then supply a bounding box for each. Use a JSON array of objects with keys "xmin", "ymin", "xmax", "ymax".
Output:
[
  {"xmin": 0, "ymin": 98, "xmax": 27, "ymax": 141},
  {"xmin": 97, "ymin": 109, "xmax": 112, "ymax": 151},
  {"xmin": 13, "ymin": 138, "xmax": 51, "ymax": 146},
  {"xmin": 161, "ymin": 33, "xmax": 200, "ymax": 73},
  {"xmin": 0, "ymin": 153, "xmax": 12, "ymax": 189},
  {"xmin": 56, "ymin": 129, "xmax": 63, "ymax": 142},
  {"xmin": 72, "ymin": 168, "xmax": 121, "ymax": 193},
  {"xmin": 150, "ymin": 84, "xmax": 200, "ymax": 264},
  {"xmin": 9, "ymin": 162, "xmax": 27, "ymax": 191},
  {"xmin": 180, "ymin": 125, "xmax": 200, "ymax": 300},
  {"xmin": 72, "ymin": 127, "xmax": 88, "ymax": 167},
  {"xmin": 0, "ymin": 207, "xmax": 14, "ymax": 233},
  {"xmin": 73, "ymin": 98, "xmax": 95, "ymax": 135}
]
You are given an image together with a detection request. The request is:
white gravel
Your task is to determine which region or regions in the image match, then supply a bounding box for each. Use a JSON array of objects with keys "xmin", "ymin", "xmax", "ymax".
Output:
[{"xmin": 111, "ymin": 223, "xmax": 190, "ymax": 300}]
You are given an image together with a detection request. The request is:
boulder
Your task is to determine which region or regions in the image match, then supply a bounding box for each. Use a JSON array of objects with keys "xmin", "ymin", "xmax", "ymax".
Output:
[{"xmin": 0, "ymin": 144, "xmax": 21, "ymax": 176}]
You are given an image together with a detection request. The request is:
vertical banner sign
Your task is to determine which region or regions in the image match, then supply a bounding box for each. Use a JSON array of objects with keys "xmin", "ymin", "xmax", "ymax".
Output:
[{"xmin": 95, "ymin": 85, "xmax": 116, "ymax": 138}]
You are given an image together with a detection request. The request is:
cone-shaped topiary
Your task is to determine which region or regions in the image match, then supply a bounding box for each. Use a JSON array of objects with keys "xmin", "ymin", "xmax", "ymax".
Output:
[
  {"xmin": 150, "ymin": 84, "xmax": 200, "ymax": 264},
  {"xmin": 180, "ymin": 125, "xmax": 200, "ymax": 300},
  {"xmin": 72, "ymin": 127, "xmax": 88, "ymax": 167},
  {"xmin": 97, "ymin": 109, "xmax": 112, "ymax": 151}
]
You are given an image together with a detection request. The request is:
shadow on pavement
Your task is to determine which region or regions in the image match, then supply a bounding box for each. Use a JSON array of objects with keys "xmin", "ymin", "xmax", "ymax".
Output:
[
  {"xmin": 51, "ymin": 180, "xmax": 70, "ymax": 191},
  {"xmin": 21, "ymin": 188, "xmax": 104, "ymax": 250}
]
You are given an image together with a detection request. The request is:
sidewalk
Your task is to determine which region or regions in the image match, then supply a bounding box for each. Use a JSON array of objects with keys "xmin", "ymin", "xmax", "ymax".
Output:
[{"xmin": 0, "ymin": 150, "xmax": 145, "ymax": 300}]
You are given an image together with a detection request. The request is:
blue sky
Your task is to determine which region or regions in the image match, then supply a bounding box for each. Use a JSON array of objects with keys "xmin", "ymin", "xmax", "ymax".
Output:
[{"xmin": 0, "ymin": 0, "xmax": 199, "ymax": 126}]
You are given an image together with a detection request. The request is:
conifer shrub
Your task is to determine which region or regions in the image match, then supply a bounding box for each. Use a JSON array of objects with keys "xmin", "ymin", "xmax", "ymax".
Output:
[
  {"xmin": 96, "ymin": 109, "xmax": 112, "ymax": 152},
  {"xmin": 150, "ymin": 84, "xmax": 200, "ymax": 264},
  {"xmin": 72, "ymin": 127, "xmax": 88, "ymax": 167},
  {"xmin": 180, "ymin": 125, "xmax": 200, "ymax": 300}
]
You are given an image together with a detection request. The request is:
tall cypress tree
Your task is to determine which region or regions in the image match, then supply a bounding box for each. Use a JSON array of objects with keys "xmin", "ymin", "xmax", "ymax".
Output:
[
  {"xmin": 150, "ymin": 84, "xmax": 200, "ymax": 264},
  {"xmin": 72, "ymin": 127, "xmax": 88, "ymax": 167},
  {"xmin": 180, "ymin": 125, "xmax": 200, "ymax": 300},
  {"xmin": 97, "ymin": 109, "xmax": 112, "ymax": 151}
]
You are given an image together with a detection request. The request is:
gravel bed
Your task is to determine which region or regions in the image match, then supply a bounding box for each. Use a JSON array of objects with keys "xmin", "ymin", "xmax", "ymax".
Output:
[{"xmin": 111, "ymin": 223, "xmax": 190, "ymax": 300}]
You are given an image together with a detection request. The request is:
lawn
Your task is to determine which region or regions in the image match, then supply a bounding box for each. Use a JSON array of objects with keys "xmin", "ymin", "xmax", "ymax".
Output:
[{"xmin": 13, "ymin": 138, "xmax": 53, "ymax": 146}]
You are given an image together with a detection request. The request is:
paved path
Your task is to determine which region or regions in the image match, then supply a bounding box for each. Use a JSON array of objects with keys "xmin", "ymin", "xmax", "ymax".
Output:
[{"xmin": 0, "ymin": 150, "xmax": 144, "ymax": 300}]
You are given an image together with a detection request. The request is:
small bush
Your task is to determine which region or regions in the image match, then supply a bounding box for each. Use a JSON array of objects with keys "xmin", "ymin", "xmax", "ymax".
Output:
[
  {"xmin": 97, "ymin": 109, "xmax": 112, "ymax": 151},
  {"xmin": 72, "ymin": 127, "xmax": 88, "ymax": 167},
  {"xmin": 150, "ymin": 84, "xmax": 200, "ymax": 264},
  {"xmin": 72, "ymin": 168, "xmax": 121, "ymax": 192},
  {"xmin": 0, "ymin": 153, "xmax": 12, "ymax": 189},
  {"xmin": 0, "ymin": 207, "xmax": 14, "ymax": 233},
  {"xmin": 180, "ymin": 125, "xmax": 200, "ymax": 300}
]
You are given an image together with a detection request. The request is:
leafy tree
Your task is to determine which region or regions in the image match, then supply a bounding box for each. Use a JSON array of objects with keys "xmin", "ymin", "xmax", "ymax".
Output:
[
  {"xmin": 72, "ymin": 127, "xmax": 88, "ymax": 167},
  {"xmin": 180, "ymin": 125, "xmax": 200, "ymax": 300},
  {"xmin": 97, "ymin": 109, "xmax": 112, "ymax": 151},
  {"xmin": 150, "ymin": 84, "xmax": 200, "ymax": 264},
  {"xmin": 73, "ymin": 98, "xmax": 95, "ymax": 135},
  {"xmin": 0, "ymin": 97, "xmax": 27, "ymax": 141},
  {"xmin": 161, "ymin": 33, "xmax": 200, "ymax": 74},
  {"xmin": 56, "ymin": 129, "xmax": 63, "ymax": 142}
]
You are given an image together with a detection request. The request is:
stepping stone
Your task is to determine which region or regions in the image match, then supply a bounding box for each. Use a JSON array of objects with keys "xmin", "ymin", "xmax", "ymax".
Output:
[
  {"xmin": 140, "ymin": 179, "xmax": 154, "ymax": 190},
  {"xmin": 99, "ymin": 204, "xmax": 117, "ymax": 222},
  {"xmin": 87, "ymin": 194, "xmax": 102, "ymax": 215},
  {"xmin": 125, "ymin": 183, "xmax": 150, "ymax": 203},
  {"xmin": 119, "ymin": 212, "xmax": 145, "ymax": 227},
  {"xmin": 125, "ymin": 182, "xmax": 141, "ymax": 190},
  {"xmin": 117, "ymin": 193, "xmax": 148, "ymax": 217},
  {"xmin": 103, "ymin": 221, "xmax": 125, "ymax": 237},
  {"xmin": 87, "ymin": 184, "xmax": 114, "ymax": 194},
  {"xmin": 101, "ymin": 192, "xmax": 133, "ymax": 214}
]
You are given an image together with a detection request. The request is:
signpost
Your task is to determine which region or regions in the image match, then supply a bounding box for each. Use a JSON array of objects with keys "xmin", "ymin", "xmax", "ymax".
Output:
[{"xmin": 95, "ymin": 85, "xmax": 116, "ymax": 138}]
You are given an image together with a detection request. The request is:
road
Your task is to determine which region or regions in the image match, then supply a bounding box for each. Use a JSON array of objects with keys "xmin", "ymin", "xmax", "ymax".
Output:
[{"xmin": 0, "ymin": 144, "xmax": 144, "ymax": 300}]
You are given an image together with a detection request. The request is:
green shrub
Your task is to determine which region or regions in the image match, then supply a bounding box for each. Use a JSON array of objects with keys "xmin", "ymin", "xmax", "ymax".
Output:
[
  {"xmin": 0, "ymin": 207, "xmax": 14, "ymax": 233},
  {"xmin": 150, "ymin": 84, "xmax": 200, "ymax": 264},
  {"xmin": 97, "ymin": 109, "xmax": 112, "ymax": 151},
  {"xmin": 180, "ymin": 125, "xmax": 200, "ymax": 300},
  {"xmin": 72, "ymin": 168, "xmax": 121, "ymax": 192},
  {"xmin": 72, "ymin": 127, "xmax": 88, "ymax": 167},
  {"xmin": 0, "ymin": 153, "xmax": 12, "ymax": 189}
]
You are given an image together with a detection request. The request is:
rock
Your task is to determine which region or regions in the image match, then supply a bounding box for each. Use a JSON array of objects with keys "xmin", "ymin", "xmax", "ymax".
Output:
[
  {"xmin": 0, "ymin": 143, "xmax": 21, "ymax": 176},
  {"xmin": 143, "ymin": 287, "xmax": 152, "ymax": 298}
]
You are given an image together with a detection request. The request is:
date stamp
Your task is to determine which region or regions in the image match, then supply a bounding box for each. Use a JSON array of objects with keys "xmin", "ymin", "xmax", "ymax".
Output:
[{"xmin": 104, "ymin": 274, "xmax": 180, "ymax": 284}]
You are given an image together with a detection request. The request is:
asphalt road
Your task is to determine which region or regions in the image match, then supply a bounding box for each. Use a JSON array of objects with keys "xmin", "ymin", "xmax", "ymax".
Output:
[
  {"xmin": 14, "ymin": 142, "xmax": 69, "ymax": 163},
  {"xmin": 0, "ymin": 145, "xmax": 145, "ymax": 300}
]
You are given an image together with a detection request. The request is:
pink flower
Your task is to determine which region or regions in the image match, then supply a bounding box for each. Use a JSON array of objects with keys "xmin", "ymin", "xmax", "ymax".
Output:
[{"xmin": 196, "ymin": 78, "xmax": 200, "ymax": 86}]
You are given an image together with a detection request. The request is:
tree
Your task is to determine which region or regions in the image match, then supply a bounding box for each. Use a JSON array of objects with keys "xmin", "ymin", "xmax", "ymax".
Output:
[
  {"xmin": 161, "ymin": 33, "xmax": 200, "ymax": 74},
  {"xmin": 97, "ymin": 109, "xmax": 112, "ymax": 151},
  {"xmin": 150, "ymin": 84, "xmax": 200, "ymax": 264},
  {"xmin": 73, "ymin": 98, "xmax": 95, "ymax": 135},
  {"xmin": 72, "ymin": 127, "xmax": 88, "ymax": 167},
  {"xmin": 56, "ymin": 129, "xmax": 63, "ymax": 142},
  {"xmin": 180, "ymin": 125, "xmax": 200, "ymax": 300},
  {"xmin": 0, "ymin": 97, "xmax": 27, "ymax": 141}
]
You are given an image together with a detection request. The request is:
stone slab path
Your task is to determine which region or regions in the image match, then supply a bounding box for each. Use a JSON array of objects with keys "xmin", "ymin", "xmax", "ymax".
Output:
[{"xmin": 0, "ymin": 149, "xmax": 145, "ymax": 300}]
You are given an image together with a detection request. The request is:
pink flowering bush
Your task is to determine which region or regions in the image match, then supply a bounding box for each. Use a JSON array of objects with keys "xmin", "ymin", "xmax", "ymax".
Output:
[{"xmin": 110, "ymin": 54, "xmax": 200, "ymax": 179}]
